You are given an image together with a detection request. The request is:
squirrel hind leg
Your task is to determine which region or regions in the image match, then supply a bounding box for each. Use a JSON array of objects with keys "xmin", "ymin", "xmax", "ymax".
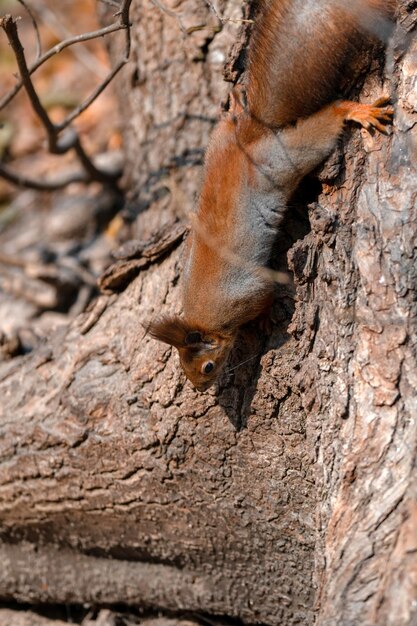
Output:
[{"xmin": 340, "ymin": 98, "xmax": 394, "ymax": 134}]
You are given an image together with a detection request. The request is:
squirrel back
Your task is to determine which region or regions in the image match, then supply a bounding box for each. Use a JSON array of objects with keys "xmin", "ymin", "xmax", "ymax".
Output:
[
  {"xmin": 148, "ymin": 0, "xmax": 395, "ymax": 391},
  {"xmin": 247, "ymin": 0, "xmax": 395, "ymax": 129}
]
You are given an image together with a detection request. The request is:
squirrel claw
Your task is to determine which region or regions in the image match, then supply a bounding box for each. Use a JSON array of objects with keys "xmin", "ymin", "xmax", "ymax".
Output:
[
  {"xmin": 344, "ymin": 99, "xmax": 394, "ymax": 134},
  {"xmin": 372, "ymin": 95, "xmax": 391, "ymax": 107}
]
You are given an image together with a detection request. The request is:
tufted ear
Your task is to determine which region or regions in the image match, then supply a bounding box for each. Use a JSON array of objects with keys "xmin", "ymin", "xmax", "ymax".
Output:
[
  {"xmin": 147, "ymin": 316, "xmax": 199, "ymax": 349},
  {"xmin": 184, "ymin": 331, "xmax": 203, "ymax": 345}
]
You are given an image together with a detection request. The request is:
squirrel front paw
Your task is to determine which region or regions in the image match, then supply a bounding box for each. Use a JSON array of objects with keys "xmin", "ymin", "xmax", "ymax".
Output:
[{"xmin": 342, "ymin": 97, "xmax": 394, "ymax": 134}]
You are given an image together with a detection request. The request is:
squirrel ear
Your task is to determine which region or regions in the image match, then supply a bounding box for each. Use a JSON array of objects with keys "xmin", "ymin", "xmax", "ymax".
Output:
[
  {"xmin": 147, "ymin": 316, "xmax": 195, "ymax": 349},
  {"xmin": 229, "ymin": 85, "xmax": 247, "ymax": 117},
  {"xmin": 185, "ymin": 331, "xmax": 203, "ymax": 345},
  {"xmin": 147, "ymin": 317, "xmax": 210, "ymax": 349}
]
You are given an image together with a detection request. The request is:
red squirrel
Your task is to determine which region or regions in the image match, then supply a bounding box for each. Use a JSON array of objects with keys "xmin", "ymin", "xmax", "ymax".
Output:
[{"xmin": 148, "ymin": 0, "xmax": 395, "ymax": 391}]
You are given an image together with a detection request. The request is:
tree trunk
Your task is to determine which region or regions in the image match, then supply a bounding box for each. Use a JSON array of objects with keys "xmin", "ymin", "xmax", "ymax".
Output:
[{"xmin": 0, "ymin": 1, "xmax": 416, "ymax": 625}]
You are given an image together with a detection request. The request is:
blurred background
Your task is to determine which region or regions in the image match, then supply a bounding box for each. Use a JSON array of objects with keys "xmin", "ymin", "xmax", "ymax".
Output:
[{"xmin": 0, "ymin": 0, "xmax": 125, "ymax": 360}]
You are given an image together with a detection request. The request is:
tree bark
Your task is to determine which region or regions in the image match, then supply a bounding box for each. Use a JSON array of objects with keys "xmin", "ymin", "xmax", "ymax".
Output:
[
  {"xmin": 0, "ymin": 1, "xmax": 416, "ymax": 625},
  {"xmin": 0, "ymin": 608, "xmax": 201, "ymax": 626}
]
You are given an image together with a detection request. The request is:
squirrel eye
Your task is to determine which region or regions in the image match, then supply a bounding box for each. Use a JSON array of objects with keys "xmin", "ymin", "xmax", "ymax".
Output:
[{"xmin": 202, "ymin": 361, "xmax": 215, "ymax": 375}]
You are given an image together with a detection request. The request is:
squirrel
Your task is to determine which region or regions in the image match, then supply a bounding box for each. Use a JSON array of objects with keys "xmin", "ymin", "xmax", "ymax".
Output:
[{"xmin": 148, "ymin": 0, "xmax": 395, "ymax": 391}]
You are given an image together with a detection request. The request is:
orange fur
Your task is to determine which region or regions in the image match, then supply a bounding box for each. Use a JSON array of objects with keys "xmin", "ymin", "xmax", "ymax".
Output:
[
  {"xmin": 148, "ymin": 0, "xmax": 395, "ymax": 390},
  {"xmin": 247, "ymin": 0, "xmax": 396, "ymax": 128}
]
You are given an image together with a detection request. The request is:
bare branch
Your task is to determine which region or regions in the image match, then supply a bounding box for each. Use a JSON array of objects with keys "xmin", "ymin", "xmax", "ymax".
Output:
[
  {"xmin": 55, "ymin": 0, "xmax": 132, "ymax": 131},
  {"xmin": 16, "ymin": 0, "xmax": 42, "ymax": 59},
  {"xmin": 0, "ymin": 161, "xmax": 89, "ymax": 191},
  {"xmin": 0, "ymin": 15, "xmax": 56, "ymax": 146},
  {"xmin": 0, "ymin": 0, "xmax": 133, "ymax": 191},
  {"xmin": 204, "ymin": 0, "xmax": 254, "ymax": 25},
  {"xmin": 34, "ymin": 1, "xmax": 108, "ymax": 79},
  {"xmin": 148, "ymin": 0, "xmax": 251, "ymax": 36},
  {"xmin": 0, "ymin": 21, "xmax": 127, "ymax": 111},
  {"xmin": 118, "ymin": 0, "xmax": 133, "ymax": 59},
  {"xmin": 0, "ymin": 14, "xmax": 127, "ymax": 187},
  {"xmin": 147, "ymin": 0, "xmax": 213, "ymax": 35},
  {"xmin": 72, "ymin": 136, "xmax": 121, "ymax": 184},
  {"xmin": 56, "ymin": 60, "xmax": 126, "ymax": 132}
]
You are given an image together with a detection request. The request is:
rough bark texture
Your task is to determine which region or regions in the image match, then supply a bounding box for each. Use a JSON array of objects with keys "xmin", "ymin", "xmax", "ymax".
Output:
[
  {"xmin": 0, "ymin": 609, "xmax": 200, "ymax": 626},
  {"xmin": 308, "ymin": 22, "xmax": 417, "ymax": 625},
  {"xmin": 0, "ymin": 1, "xmax": 416, "ymax": 625}
]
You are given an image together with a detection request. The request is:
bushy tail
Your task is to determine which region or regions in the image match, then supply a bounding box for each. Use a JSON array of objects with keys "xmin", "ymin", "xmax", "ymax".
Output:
[{"xmin": 246, "ymin": 0, "xmax": 396, "ymax": 129}]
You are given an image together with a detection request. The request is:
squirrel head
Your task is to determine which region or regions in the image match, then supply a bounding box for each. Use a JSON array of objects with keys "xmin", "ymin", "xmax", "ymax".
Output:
[{"xmin": 147, "ymin": 316, "xmax": 234, "ymax": 391}]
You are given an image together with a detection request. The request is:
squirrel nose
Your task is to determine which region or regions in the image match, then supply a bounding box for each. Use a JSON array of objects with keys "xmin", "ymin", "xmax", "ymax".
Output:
[{"xmin": 195, "ymin": 381, "xmax": 211, "ymax": 392}]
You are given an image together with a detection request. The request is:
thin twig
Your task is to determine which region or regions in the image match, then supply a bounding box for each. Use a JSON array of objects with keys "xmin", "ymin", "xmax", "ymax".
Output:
[
  {"xmin": 56, "ymin": 61, "xmax": 125, "ymax": 131},
  {"xmin": 34, "ymin": 1, "xmax": 108, "ymax": 78},
  {"xmin": 55, "ymin": 0, "xmax": 133, "ymax": 131},
  {"xmin": 204, "ymin": 0, "xmax": 254, "ymax": 25},
  {"xmin": 0, "ymin": 161, "xmax": 89, "ymax": 190},
  {"xmin": 119, "ymin": 0, "xmax": 133, "ymax": 58},
  {"xmin": 72, "ymin": 136, "xmax": 121, "ymax": 183},
  {"xmin": 0, "ymin": 0, "xmax": 132, "ymax": 191},
  {"xmin": 149, "ymin": 0, "xmax": 252, "ymax": 36},
  {"xmin": 0, "ymin": 21, "xmax": 126, "ymax": 111},
  {"xmin": 1, "ymin": 15, "xmax": 56, "ymax": 145},
  {"xmin": 56, "ymin": 0, "xmax": 132, "ymax": 132},
  {"xmin": 0, "ymin": 14, "xmax": 126, "ymax": 186},
  {"xmin": 16, "ymin": 0, "xmax": 42, "ymax": 59}
]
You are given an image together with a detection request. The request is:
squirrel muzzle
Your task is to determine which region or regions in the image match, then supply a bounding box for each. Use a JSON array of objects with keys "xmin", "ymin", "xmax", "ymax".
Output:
[{"xmin": 147, "ymin": 315, "xmax": 235, "ymax": 390}]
